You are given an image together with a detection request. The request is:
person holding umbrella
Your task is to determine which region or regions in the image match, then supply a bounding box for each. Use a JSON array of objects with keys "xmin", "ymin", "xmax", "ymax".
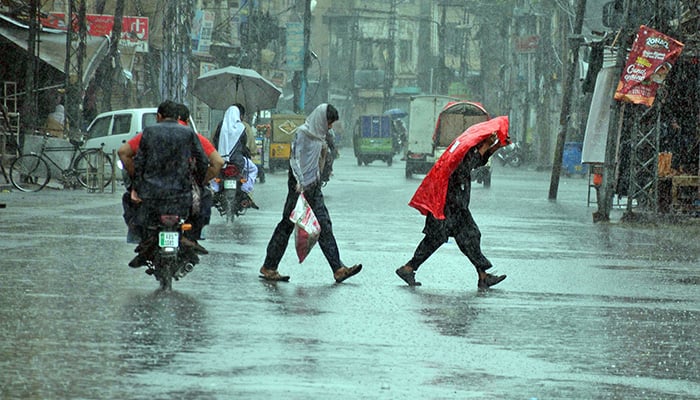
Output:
[
  {"xmin": 395, "ymin": 116, "xmax": 510, "ymax": 289},
  {"xmin": 259, "ymin": 103, "xmax": 362, "ymax": 283}
]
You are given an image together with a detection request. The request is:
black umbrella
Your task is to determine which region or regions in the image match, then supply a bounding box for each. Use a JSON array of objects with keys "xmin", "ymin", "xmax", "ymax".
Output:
[{"xmin": 193, "ymin": 66, "xmax": 282, "ymax": 112}]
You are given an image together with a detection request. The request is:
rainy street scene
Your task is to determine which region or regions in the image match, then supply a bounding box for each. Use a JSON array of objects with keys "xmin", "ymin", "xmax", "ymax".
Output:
[
  {"xmin": 1, "ymin": 0, "xmax": 699, "ymax": 399},
  {"xmin": 2, "ymin": 156, "xmax": 700, "ymax": 399}
]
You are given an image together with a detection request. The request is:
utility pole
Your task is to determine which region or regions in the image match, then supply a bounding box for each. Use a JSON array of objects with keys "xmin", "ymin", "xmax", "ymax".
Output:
[
  {"xmin": 95, "ymin": 0, "xmax": 125, "ymax": 111},
  {"xmin": 383, "ymin": 0, "xmax": 397, "ymax": 110},
  {"xmin": 22, "ymin": 0, "xmax": 40, "ymax": 135},
  {"xmin": 548, "ymin": 0, "xmax": 586, "ymax": 201},
  {"xmin": 161, "ymin": 0, "xmax": 193, "ymax": 102},
  {"xmin": 293, "ymin": 0, "xmax": 311, "ymax": 113},
  {"xmin": 438, "ymin": 1, "xmax": 447, "ymax": 94},
  {"xmin": 596, "ymin": 0, "xmax": 632, "ymax": 222},
  {"xmin": 64, "ymin": 0, "xmax": 87, "ymax": 135}
]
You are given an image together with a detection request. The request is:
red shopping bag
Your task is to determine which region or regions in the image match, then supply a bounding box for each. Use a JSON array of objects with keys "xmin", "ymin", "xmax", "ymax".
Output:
[{"xmin": 289, "ymin": 193, "xmax": 321, "ymax": 263}]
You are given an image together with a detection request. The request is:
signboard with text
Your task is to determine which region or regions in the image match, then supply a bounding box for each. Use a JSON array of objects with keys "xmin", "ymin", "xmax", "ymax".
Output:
[
  {"xmin": 286, "ymin": 22, "xmax": 304, "ymax": 71},
  {"xmin": 614, "ymin": 25, "xmax": 683, "ymax": 107},
  {"xmin": 192, "ymin": 10, "xmax": 214, "ymax": 55},
  {"xmin": 41, "ymin": 13, "xmax": 149, "ymax": 52}
]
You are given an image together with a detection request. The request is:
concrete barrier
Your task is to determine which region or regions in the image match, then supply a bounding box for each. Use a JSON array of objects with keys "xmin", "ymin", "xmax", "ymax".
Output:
[
  {"xmin": 22, "ymin": 134, "xmax": 74, "ymax": 180},
  {"xmin": 21, "ymin": 134, "xmax": 116, "ymax": 192}
]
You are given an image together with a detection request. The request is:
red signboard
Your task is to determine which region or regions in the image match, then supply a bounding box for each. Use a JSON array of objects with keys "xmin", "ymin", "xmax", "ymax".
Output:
[
  {"xmin": 515, "ymin": 35, "xmax": 540, "ymax": 53},
  {"xmin": 41, "ymin": 13, "xmax": 149, "ymax": 51},
  {"xmin": 614, "ymin": 25, "xmax": 684, "ymax": 107}
]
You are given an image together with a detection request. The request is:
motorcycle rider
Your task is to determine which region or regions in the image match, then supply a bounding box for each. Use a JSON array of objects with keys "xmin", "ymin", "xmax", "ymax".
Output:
[
  {"xmin": 391, "ymin": 118, "xmax": 407, "ymax": 157},
  {"xmin": 176, "ymin": 104, "xmax": 224, "ymax": 245},
  {"xmin": 118, "ymin": 103, "xmax": 222, "ymax": 256},
  {"xmin": 212, "ymin": 103, "xmax": 259, "ymax": 209},
  {"xmin": 122, "ymin": 100, "xmax": 208, "ymax": 268}
]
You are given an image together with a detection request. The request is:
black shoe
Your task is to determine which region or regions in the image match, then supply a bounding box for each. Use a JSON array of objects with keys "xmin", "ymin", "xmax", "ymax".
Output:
[
  {"xmin": 128, "ymin": 254, "xmax": 148, "ymax": 268},
  {"xmin": 478, "ymin": 272, "xmax": 507, "ymax": 289},
  {"xmin": 395, "ymin": 265, "xmax": 421, "ymax": 286},
  {"xmin": 240, "ymin": 193, "xmax": 259, "ymax": 210},
  {"xmin": 180, "ymin": 237, "xmax": 208, "ymax": 254},
  {"xmin": 191, "ymin": 240, "xmax": 208, "ymax": 254}
]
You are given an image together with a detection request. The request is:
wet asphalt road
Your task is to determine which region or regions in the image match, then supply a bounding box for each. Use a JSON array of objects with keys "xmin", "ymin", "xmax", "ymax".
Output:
[{"xmin": 1, "ymin": 153, "xmax": 699, "ymax": 399}]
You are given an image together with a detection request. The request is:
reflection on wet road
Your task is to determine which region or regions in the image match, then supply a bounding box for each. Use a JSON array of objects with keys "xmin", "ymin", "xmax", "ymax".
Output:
[{"xmin": 1, "ymin": 156, "xmax": 698, "ymax": 399}]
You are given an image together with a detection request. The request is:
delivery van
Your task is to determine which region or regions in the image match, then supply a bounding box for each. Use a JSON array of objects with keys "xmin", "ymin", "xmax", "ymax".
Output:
[{"xmin": 404, "ymin": 95, "xmax": 457, "ymax": 178}]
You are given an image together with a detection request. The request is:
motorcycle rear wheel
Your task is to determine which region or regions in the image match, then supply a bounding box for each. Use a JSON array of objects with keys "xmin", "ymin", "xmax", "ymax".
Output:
[
  {"xmin": 508, "ymin": 155, "xmax": 523, "ymax": 168},
  {"xmin": 225, "ymin": 189, "xmax": 238, "ymax": 223},
  {"xmin": 154, "ymin": 255, "xmax": 174, "ymax": 291}
]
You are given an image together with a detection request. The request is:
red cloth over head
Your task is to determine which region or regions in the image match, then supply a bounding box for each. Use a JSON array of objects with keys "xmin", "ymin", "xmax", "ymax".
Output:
[{"xmin": 408, "ymin": 116, "xmax": 509, "ymax": 219}]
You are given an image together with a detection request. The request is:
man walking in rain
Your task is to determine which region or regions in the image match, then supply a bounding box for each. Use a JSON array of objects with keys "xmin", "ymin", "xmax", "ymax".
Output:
[
  {"xmin": 396, "ymin": 116, "xmax": 510, "ymax": 289},
  {"xmin": 259, "ymin": 103, "xmax": 362, "ymax": 283}
]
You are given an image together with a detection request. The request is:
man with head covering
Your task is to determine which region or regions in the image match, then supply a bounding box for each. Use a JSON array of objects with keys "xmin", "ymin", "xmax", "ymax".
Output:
[
  {"xmin": 396, "ymin": 116, "xmax": 510, "ymax": 289},
  {"xmin": 259, "ymin": 103, "xmax": 362, "ymax": 283},
  {"xmin": 213, "ymin": 104, "xmax": 258, "ymax": 206}
]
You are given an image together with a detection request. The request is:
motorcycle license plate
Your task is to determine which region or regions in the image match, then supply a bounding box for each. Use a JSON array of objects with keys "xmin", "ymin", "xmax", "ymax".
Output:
[
  {"xmin": 223, "ymin": 179, "xmax": 237, "ymax": 189},
  {"xmin": 159, "ymin": 232, "xmax": 179, "ymax": 248}
]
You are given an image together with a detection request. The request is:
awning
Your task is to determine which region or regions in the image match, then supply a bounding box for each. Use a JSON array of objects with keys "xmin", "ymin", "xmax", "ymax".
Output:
[{"xmin": 0, "ymin": 14, "xmax": 109, "ymax": 87}]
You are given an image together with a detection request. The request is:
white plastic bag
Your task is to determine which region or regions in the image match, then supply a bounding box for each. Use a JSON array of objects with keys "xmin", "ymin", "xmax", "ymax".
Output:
[{"xmin": 289, "ymin": 193, "xmax": 321, "ymax": 263}]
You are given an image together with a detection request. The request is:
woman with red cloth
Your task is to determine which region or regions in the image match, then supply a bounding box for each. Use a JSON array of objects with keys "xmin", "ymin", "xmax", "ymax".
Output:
[{"xmin": 396, "ymin": 116, "xmax": 510, "ymax": 289}]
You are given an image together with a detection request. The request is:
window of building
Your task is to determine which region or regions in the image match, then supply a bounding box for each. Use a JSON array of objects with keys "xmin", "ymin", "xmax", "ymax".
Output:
[{"xmin": 399, "ymin": 39, "xmax": 412, "ymax": 63}]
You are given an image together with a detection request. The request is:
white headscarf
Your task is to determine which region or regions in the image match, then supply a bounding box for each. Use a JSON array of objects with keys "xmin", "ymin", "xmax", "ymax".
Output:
[
  {"xmin": 290, "ymin": 103, "xmax": 329, "ymax": 188},
  {"xmin": 48, "ymin": 105, "xmax": 65, "ymax": 125},
  {"xmin": 218, "ymin": 105, "xmax": 245, "ymax": 158}
]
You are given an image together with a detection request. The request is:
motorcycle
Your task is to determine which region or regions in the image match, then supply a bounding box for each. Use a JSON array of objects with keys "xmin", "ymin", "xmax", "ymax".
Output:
[
  {"xmin": 142, "ymin": 214, "xmax": 198, "ymax": 291},
  {"xmin": 471, "ymin": 159, "xmax": 492, "ymax": 187},
  {"xmin": 212, "ymin": 162, "xmax": 258, "ymax": 223},
  {"xmin": 496, "ymin": 141, "xmax": 523, "ymax": 168}
]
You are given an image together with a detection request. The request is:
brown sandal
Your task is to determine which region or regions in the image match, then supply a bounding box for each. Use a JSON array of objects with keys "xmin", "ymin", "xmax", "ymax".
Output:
[
  {"xmin": 334, "ymin": 264, "xmax": 362, "ymax": 283},
  {"xmin": 259, "ymin": 267, "xmax": 290, "ymax": 282}
]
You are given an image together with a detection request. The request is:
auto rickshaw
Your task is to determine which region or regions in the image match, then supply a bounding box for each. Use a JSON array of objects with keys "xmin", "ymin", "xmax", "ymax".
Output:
[
  {"xmin": 267, "ymin": 113, "xmax": 306, "ymax": 172},
  {"xmin": 353, "ymin": 115, "xmax": 394, "ymax": 166}
]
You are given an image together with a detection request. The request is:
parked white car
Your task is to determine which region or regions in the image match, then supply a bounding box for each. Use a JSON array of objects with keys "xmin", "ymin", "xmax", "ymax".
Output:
[
  {"xmin": 82, "ymin": 107, "xmax": 198, "ymax": 155},
  {"xmin": 82, "ymin": 108, "xmax": 158, "ymax": 155}
]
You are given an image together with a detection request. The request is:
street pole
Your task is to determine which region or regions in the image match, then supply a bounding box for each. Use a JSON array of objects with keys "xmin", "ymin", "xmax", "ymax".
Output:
[
  {"xmin": 383, "ymin": 0, "xmax": 397, "ymax": 110},
  {"xmin": 548, "ymin": 0, "xmax": 586, "ymax": 201},
  {"xmin": 64, "ymin": 0, "xmax": 87, "ymax": 135},
  {"xmin": 96, "ymin": 0, "xmax": 125, "ymax": 112},
  {"xmin": 438, "ymin": 2, "xmax": 447, "ymax": 94},
  {"xmin": 294, "ymin": 0, "xmax": 311, "ymax": 113},
  {"xmin": 23, "ymin": 0, "xmax": 39, "ymax": 135}
]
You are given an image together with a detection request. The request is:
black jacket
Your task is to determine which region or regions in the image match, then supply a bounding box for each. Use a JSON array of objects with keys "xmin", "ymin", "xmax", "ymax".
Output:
[
  {"xmin": 133, "ymin": 120, "xmax": 208, "ymax": 201},
  {"xmin": 424, "ymin": 148, "xmax": 485, "ymax": 240}
]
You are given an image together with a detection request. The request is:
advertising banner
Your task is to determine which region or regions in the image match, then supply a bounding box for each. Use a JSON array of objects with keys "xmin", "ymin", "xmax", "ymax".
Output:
[
  {"xmin": 41, "ymin": 13, "xmax": 149, "ymax": 52},
  {"xmin": 192, "ymin": 10, "xmax": 214, "ymax": 55},
  {"xmin": 286, "ymin": 22, "xmax": 304, "ymax": 71},
  {"xmin": 614, "ymin": 25, "xmax": 683, "ymax": 107}
]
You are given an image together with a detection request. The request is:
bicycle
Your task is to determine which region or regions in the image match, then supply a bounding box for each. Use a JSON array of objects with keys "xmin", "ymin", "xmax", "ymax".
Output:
[{"xmin": 9, "ymin": 133, "xmax": 114, "ymax": 192}]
